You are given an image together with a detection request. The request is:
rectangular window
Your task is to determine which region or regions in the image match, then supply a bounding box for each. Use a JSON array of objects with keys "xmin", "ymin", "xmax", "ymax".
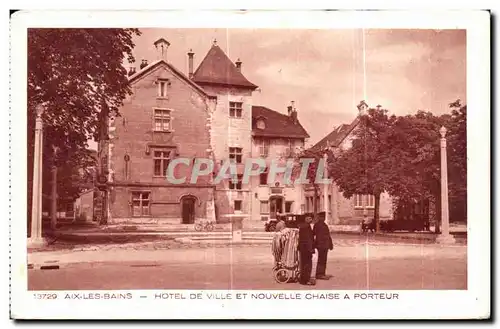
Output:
[
  {"xmin": 153, "ymin": 150, "xmax": 171, "ymax": 176},
  {"xmin": 154, "ymin": 109, "xmax": 171, "ymax": 132},
  {"xmin": 158, "ymin": 79, "xmax": 168, "ymax": 98},
  {"xmin": 260, "ymin": 201, "xmax": 269, "ymax": 214},
  {"xmin": 328, "ymin": 195, "xmax": 332, "ymax": 212},
  {"xmin": 234, "ymin": 200, "xmax": 242, "ymax": 212},
  {"xmin": 229, "ymin": 147, "xmax": 243, "ymax": 164},
  {"xmin": 229, "ymin": 174, "xmax": 243, "ymax": 190},
  {"xmin": 366, "ymin": 195, "xmax": 375, "ymax": 208},
  {"xmin": 259, "ymin": 139, "xmax": 270, "ymax": 157},
  {"xmin": 285, "ymin": 201, "xmax": 293, "ymax": 213},
  {"xmin": 259, "ymin": 171, "xmax": 268, "ymax": 185},
  {"xmin": 131, "ymin": 192, "xmax": 150, "ymax": 217},
  {"xmin": 229, "ymin": 101, "xmax": 243, "ymax": 118},
  {"xmin": 354, "ymin": 194, "xmax": 375, "ymax": 208}
]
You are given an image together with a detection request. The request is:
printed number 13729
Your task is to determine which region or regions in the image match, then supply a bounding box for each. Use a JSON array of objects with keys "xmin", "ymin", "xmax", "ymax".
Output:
[{"xmin": 33, "ymin": 293, "xmax": 58, "ymax": 299}]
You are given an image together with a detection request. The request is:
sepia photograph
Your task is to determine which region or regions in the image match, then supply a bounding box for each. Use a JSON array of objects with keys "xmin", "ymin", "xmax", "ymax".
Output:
[{"xmin": 10, "ymin": 10, "xmax": 490, "ymax": 319}]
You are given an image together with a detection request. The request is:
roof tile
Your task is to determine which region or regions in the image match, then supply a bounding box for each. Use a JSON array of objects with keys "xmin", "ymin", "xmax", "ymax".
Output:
[
  {"xmin": 312, "ymin": 117, "xmax": 360, "ymax": 151},
  {"xmin": 192, "ymin": 44, "xmax": 258, "ymax": 89},
  {"xmin": 252, "ymin": 106, "xmax": 309, "ymax": 139}
]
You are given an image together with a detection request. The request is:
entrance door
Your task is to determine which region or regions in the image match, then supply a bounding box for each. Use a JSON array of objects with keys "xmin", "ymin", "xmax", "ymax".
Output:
[
  {"xmin": 269, "ymin": 196, "xmax": 284, "ymax": 220},
  {"xmin": 181, "ymin": 197, "xmax": 196, "ymax": 224}
]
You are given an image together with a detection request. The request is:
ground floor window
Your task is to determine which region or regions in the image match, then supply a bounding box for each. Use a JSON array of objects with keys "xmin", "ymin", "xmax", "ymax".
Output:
[
  {"xmin": 285, "ymin": 201, "xmax": 293, "ymax": 213},
  {"xmin": 355, "ymin": 194, "xmax": 375, "ymax": 208},
  {"xmin": 305, "ymin": 197, "xmax": 312, "ymax": 212},
  {"xmin": 260, "ymin": 201, "xmax": 269, "ymax": 213},
  {"xmin": 131, "ymin": 191, "xmax": 150, "ymax": 216}
]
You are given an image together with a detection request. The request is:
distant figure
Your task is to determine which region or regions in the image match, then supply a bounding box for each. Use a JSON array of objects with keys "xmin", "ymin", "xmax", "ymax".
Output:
[
  {"xmin": 313, "ymin": 212, "xmax": 333, "ymax": 280},
  {"xmin": 298, "ymin": 214, "xmax": 315, "ymax": 285},
  {"xmin": 361, "ymin": 217, "xmax": 375, "ymax": 233}
]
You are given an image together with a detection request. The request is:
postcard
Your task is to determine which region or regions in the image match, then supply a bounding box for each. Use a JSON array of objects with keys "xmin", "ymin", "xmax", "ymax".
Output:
[{"xmin": 10, "ymin": 9, "xmax": 490, "ymax": 319}]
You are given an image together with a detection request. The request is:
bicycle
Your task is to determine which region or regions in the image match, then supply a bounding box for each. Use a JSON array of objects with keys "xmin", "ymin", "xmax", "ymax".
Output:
[{"xmin": 194, "ymin": 220, "xmax": 215, "ymax": 232}]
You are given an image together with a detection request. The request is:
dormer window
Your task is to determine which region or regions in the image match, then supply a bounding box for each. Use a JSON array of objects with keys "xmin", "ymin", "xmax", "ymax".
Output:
[
  {"xmin": 256, "ymin": 119, "xmax": 266, "ymax": 130},
  {"xmin": 157, "ymin": 79, "xmax": 169, "ymax": 98}
]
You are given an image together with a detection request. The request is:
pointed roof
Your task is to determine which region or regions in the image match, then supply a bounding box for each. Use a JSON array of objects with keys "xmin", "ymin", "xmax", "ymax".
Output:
[
  {"xmin": 192, "ymin": 44, "xmax": 258, "ymax": 89},
  {"xmin": 312, "ymin": 117, "xmax": 360, "ymax": 151},
  {"xmin": 252, "ymin": 106, "xmax": 309, "ymax": 139},
  {"xmin": 154, "ymin": 38, "xmax": 170, "ymax": 46},
  {"xmin": 128, "ymin": 60, "xmax": 216, "ymax": 99}
]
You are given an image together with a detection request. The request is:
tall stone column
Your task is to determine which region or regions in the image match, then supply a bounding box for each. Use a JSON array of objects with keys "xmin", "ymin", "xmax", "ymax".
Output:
[
  {"xmin": 436, "ymin": 126, "xmax": 456, "ymax": 244},
  {"xmin": 50, "ymin": 146, "xmax": 59, "ymax": 230},
  {"xmin": 331, "ymin": 183, "xmax": 339, "ymax": 224},
  {"xmin": 28, "ymin": 105, "xmax": 46, "ymax": 247},
  {"xmin": 322, "ymin": 153, "xmax": 329, "ymax": 224}
]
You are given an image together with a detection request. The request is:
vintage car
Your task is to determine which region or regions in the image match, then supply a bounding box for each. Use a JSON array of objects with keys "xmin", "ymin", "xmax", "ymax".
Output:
[{"xmin": 264, "ymin": 213, "xmax": 316, "ymax": 231}]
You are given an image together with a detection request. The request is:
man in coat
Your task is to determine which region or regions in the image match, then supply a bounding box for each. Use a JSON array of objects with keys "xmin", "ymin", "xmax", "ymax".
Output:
[
  {"xmin": 298, "ymin": 214, "xmax": 316, "ymax": 285},
  {"xmin": 313, "ymin": 212, "xmax": 333, "ymax": 280}
]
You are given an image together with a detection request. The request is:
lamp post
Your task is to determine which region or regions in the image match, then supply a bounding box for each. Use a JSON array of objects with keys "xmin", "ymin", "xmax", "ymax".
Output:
[
  {"xmin": 436, "ymin": 126, "xmax": 456, "ymax": 244},
  {"xmin": 28, "ymin": 104, "xmax": 46, "ymax": 247}
]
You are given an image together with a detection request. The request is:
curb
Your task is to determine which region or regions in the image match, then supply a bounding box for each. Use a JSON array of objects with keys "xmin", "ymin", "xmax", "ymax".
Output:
[
  {"xmin": 27, "ymin": 262, "xmax": 63, "ymax": 270},
  {"xmin": 331, "ymin": 230, "xmax": 437, "ymax": 242}
]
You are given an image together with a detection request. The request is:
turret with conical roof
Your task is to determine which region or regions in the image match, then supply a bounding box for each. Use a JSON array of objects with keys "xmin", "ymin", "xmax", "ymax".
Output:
[{"xmin": 192, "ymin": 40, "xmax": 258, "ymax": 90}]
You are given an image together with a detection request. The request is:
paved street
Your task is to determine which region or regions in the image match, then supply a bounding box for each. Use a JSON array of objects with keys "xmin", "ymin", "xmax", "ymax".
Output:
[{"xmin": 28, "ymin": 243, "xmax": 467, "ymax": 290}]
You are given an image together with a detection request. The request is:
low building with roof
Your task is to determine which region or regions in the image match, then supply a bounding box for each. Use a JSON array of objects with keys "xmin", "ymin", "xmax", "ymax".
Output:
[{"xmin": 304, "ymin": 101, "xmax": 393, "ymax": 225}]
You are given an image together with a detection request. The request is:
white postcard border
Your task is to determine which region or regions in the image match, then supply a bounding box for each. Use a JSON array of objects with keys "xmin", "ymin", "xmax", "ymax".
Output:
[{"xmin": 10, "ymin": 10, "xmax": 490, "ymax": 319}]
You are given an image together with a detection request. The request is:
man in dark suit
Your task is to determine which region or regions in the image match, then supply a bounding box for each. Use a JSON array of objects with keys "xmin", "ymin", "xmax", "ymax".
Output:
[
  {"xmin": 313, "ymin": 212, "xmax": 333, "ymax": 280},
  {"xmin": 298, "ymin": 214, "xmax": 315, "ymax": 285}
]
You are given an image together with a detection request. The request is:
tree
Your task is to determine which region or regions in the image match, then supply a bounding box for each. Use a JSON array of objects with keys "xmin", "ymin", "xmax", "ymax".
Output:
[
  {"xmin": 329, "ymin": 106, "xmax": 396, "ymax": 232},
  {"xmin": 381, "ymin": 100, "xmax": 467, "ymax": 232},
  {"xmin": 27, "ymin": 28, "xmax": 141, "ymax": 233},
  {"xmin": 446, "ymin": 101, "xmax": 467, "ymax": 223},
  {"xmin": 383, "ymin": 111, "xmax": 443, "ymax": 231}
]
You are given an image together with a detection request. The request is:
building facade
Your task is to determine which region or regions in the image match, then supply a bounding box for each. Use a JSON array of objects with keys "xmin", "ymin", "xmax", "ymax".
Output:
[
  {"xmin": 98, "ymin": 38, "xmax": 310, "ymax": 226},
  {"xmin": 304, "ymin": 101, "xmax": 393, "ymax": 225},
  {"xmin": 249, "ymin": 105, "xmax": 309, "ymax": 223},
  {"xmin": 100, "ymin": 38, "xmax": 217, "ymax": 225}
]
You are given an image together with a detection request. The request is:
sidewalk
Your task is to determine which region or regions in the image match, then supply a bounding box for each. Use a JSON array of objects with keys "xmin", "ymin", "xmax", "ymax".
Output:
[
  {"xmin": 45, "ymin": 223, "xmax": 466, "ymax": 246},
  {"xmin": 28, "ymin": 242, "xmax": 467, "ymax": 270}
]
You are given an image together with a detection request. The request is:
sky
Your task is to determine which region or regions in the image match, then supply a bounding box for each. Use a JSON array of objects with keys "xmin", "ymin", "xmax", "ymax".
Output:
[{"xmin": 121, "ymin": 28, "xmax": 466, "ymax": 146}]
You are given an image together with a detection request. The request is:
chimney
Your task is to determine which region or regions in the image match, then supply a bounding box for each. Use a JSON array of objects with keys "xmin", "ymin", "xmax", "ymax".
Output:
[
  {"xmin": 154, "ymin": 38, "xmax": 170, "ymax": 61},
  {"xmin": 357, "ymin": 100, "xmax": 369, "ymax": 116},
  {"xmin": 291, "ymin": 110, "xmax": 298, "ymax": 124},
  {"xmin": 139, "ymin": 60, "xmax": 148, "ymax": 70},
  {"xmin": 187, "ymin": 49, "xmax": 194, "ymax": 79},
  {"xmin": 235, "ymin": 58, "xmax": 242, "ymax": 72},
  {"xmin": 289, "ymin": 101, "xmax": 298, "ymax": 124},
  {"xmin": 128, "ymin": 66, "xmax": 136, "ymax": 76}
]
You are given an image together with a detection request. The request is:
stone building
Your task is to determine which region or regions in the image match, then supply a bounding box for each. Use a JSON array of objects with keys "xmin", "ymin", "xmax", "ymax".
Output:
[
  {"xmin": 249, "ymin": 105, "xmax": 309, "ymax": 222},
  {"xmin": 97, "ymin": 38, "xmax": 309, "ymax": 226},
  {"xmin": 99, "ymin": 38, "xmax": 217, "ymax": 225},
  {"xmin": 304, "ymin": 101, "xmax": 393, "ymax": 225}
]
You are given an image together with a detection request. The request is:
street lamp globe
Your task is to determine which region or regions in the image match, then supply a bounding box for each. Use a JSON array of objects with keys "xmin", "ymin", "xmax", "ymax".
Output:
[
  {"xmin": 439, "ymin": 126, "xmax": 447, "ymax": 138},
  {"xmin": 35, "ymin": 104, "xmax": 45, "ymax": 117}
]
